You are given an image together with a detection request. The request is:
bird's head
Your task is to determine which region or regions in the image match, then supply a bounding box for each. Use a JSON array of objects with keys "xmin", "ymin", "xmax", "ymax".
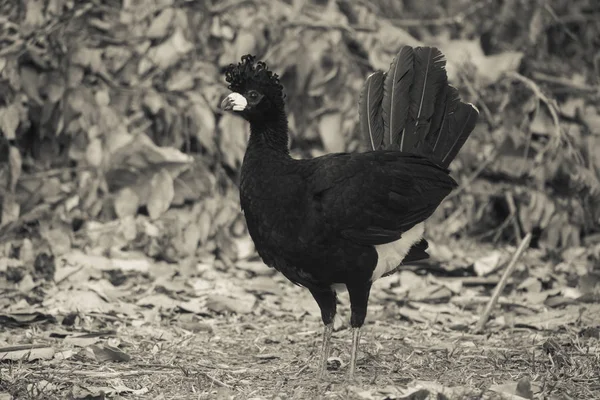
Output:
[{"xmin": 221, "ymin": 55, "xmax": 285, "ymax": 122}]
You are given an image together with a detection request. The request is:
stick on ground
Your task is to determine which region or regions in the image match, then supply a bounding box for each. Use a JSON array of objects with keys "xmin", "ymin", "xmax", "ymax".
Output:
[{"xmin": 473, "ymin": 233, "xmax": 532, "ymax": 333}]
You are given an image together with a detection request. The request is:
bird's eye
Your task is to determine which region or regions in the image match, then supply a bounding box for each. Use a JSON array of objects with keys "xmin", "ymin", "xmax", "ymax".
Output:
[{"xmin": 248, "ymin": 91, "xmax": 258, "ymax": 99}]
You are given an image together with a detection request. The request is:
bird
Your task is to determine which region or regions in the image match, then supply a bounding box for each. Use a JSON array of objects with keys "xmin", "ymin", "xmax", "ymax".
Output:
[{"xmin": 220, "ymin": 47, "xmax": 479, "ymax": 380}]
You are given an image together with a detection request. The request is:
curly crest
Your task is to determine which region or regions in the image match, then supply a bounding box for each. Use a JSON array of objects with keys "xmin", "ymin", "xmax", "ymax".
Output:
[{"xmin": 224, "ymin": 54, "xmax": 285, "ymax": 100}]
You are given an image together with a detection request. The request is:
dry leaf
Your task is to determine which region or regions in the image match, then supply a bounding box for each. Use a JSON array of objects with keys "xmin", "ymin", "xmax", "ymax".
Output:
[
  {"xmin": 218, "ymin": 113, "xmax": 249, "ymax": 168},
  {"xmin": 1, "ymin": 193, "xmax": 20, "ymax": 225},
  {"xmin": 188, "ymin": 93, "xmax": 217, "ymax": 153},
  {"xmin": 137, "ymin": 294, "xmax": 179, "ymax": 309},
  {"xmin": 232, "ymin": 30, "xmax": 258, "ymax": 63},
  {"xmin": 473, "ymin": 251, "xmax": 502, "ymax": 276},
  {"xmin": 0, "ymin": 104, "xmax": 20, "ymax": 140},
  {"xmin": 442, "ymin": 39, "xmax": 523, "ymax": 84},
  {"xmin": 141, "ymin": 28, "xmax": 193, "ymax": 74},
  {"xmin": 146, "ymin": 8, "xmax": 174, "ymax": 39},
  {"xmin": 0, "ymin": 345, "xmax": 55, "ymax": 361},
  {"xmin": 147, "ymin": 170, "xmax": 174, "ymax": 219},
  {"xmin": 114, "ymin": 187, "xmax": 140, "ymax": 218},
  {"xmin": 318, "ymin": 111, "xmax": 345, "ymax": 153},
  {"xmin": 166, "ymin": 69, "xmax": 195, "ymax": 91},
  {"xmin": 8, "ymin": 145, "xmax": 22, "ymax": 192},
  {"xmin": 44, "ymin": 290, "xmax": 112, "ymax": 313},
  {"xmin": 206, "ymin": 293, "xmax": 256, "ymax": 314},
  {"xmin": 23, "ymin": 0, "xmax": 45, "ymax": 29},
  {"xmin": 90, "ymin": 344, "xmax": 131, "ymax": 362},
  {"xmin": 86, "ymin": 138, "xmax": 103, "ymax": 167}
]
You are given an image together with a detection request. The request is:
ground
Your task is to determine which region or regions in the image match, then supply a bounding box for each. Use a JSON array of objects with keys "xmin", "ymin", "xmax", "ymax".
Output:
[{"xmin": 1, "ymin": 245, "xmax": 599, "ymax": 399}]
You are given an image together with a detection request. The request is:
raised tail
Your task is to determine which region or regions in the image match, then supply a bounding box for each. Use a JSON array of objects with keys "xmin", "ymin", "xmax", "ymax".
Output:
[{"xmin": 358, "ymin": 46, "xmax": 479, "ymax": 168}]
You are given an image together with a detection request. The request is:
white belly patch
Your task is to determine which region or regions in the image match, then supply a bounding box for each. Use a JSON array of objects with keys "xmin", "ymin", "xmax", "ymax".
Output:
[{"xmin": 371, "ymin": 222, "xmax": 425, "ymax": 281}]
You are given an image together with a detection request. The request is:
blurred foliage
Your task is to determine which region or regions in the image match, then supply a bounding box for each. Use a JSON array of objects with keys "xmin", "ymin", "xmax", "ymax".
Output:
[{"xmin": 0, "ymin": 0, "xmax": 599, "ymax": 266}]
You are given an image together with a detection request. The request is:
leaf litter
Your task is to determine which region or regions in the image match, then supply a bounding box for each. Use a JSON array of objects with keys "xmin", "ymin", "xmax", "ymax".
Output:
[
  {"xmin": 1, "ymin": 224, "xmax": 599, "ymax": 399},
  {"xmin": 1, "ymin": 0, "xmax": 600, "ymax": 399}
]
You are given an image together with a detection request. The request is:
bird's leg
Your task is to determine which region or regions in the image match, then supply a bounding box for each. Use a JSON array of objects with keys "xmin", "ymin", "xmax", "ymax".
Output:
[
  {"xmin": 319, "ymin": 323, "xmax": 333, "ymax": 379},
  {"xmin": 309, "ymin": 289, "xmax": 337, "ymax": 379},
  {"xmin": 347, "ymin": 282, "xmax": 372, "ymax": 381},
  {"xmin": 348, "ymin": 326, "xmax": 361, "ymax": 379}
]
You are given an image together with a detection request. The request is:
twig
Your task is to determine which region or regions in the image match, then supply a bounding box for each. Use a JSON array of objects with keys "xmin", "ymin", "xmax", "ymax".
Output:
[
  {"xmin": 54, "ymin": 265, "xmax": 84, "ymax": 286},
  {"xmin": 504, "ymin": 192, "xmax": 522, "ymax": 242},
  {"xmin": 201, "ymin": 372, "xmax": 233, "ymax": 389},
  {"xmin": 293, "ymin": 363, "xmax": 310, "ymax": 378},
  {"xmin": 19, "ymin": 166, "xmax": 92, "ymax": 181},
  {"xmin": 460, "ymin": 71, "xmax": 495, "ymax": 127},
  {"xmin": 530, "ymin": 71, "xmax": 600, "ymax": 94},
  {"xmin": 492, "ymin": 214, "xmax": 515, "ymax": 243},
  {"xmin": 283, "ymin": 20, "xmax": 376, "ymax": 33},
  {"xmin": 392, "ymin": 1, "xmax": 489, "ymax": 27},
  {"xmin": 451, "ymin": 295, "xmax": 542, "ymax": 312},
  {"xmin": 209, "ymin": 0, "xmax": 255, "ymax": 14},
  {"xmin": 473, "ymin": 233, "xmax": 532, "ymax": 333},
  {"xmin": 550, "ymin": 13, "xmax": 600, "ymax": 24},
  {"xmin": 505, "ymin": 72, "xmax": 562, "ymax": 160},
  {"xmin": 444, "ymin": 151, "xmax": 497, "ymax": 202},
  {"xmin": 34, "ymin": 369, "xmax": 165, "ymax": 378},
  {"xmin": 474, "ymin": 209, "xmax": 514, "ymax": 242},
  {"xmin": 542, "ymin": 3, "xmax": 579, "ymax": 43}
]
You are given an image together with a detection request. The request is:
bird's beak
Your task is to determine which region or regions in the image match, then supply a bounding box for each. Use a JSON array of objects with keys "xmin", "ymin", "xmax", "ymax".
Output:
[{"xmin": 221, "ymin": 93, "xmax": 247, "ymax": 112}]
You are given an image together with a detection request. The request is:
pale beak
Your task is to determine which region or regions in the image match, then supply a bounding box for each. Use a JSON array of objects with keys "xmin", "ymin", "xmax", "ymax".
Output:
[{"xmin": 220, "ymin": 93, "xmax": 247, "ymax": 112}]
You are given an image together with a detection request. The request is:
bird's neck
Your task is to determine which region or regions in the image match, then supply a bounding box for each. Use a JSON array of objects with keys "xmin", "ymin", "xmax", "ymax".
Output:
[{"xmin": 247, "ymin": 110, "xmax": 290, "ymax": 156}]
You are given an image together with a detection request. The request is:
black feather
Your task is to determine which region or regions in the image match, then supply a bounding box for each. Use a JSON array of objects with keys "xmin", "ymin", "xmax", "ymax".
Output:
[
  {"xmin": 427, "ymin": 85, "xmax": 460, "ymax": 160},
  {"xmin": 425, "ymin": 85, "xmax": 479, "ymax": 167},
  {"xmin": 359, "ymin": 71, "xmax": 385, "ymax": 150},
  {"xmin": 402, "ymin": 47, "xmax": 447, "ymax": 152},
  {"xmin": 440, "ymin": 102, "xmax": 479, "ymax": 167},
  {"xmin": 382, "ymin": 46, "xmax": 414, "ymax": 148}
]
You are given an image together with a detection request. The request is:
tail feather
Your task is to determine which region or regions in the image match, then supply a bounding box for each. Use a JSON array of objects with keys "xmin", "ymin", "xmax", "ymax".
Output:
[
  {"xmin": 402, "ymin": 47, "xmax": 447, "ymax": 151},
  {"xmin": 441, "ymin": 102, "xmax": 479, "ymax": 166},
  {"xmin": 358, "ymin": 46, "xmax": 479, "ymax": 167},
  {"xmin": 359, "ymin": 71, "xmax": 385, "ymax": 150},
  {"xmin": 381, "ymin": 46, "xmax": 414, "ymax": 148}
]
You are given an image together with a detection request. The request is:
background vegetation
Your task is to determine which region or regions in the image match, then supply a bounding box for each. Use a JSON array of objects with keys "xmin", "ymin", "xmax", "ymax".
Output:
[{"xmin": 0, "ymin": 0, "xmax": 599, "ymax": 399}]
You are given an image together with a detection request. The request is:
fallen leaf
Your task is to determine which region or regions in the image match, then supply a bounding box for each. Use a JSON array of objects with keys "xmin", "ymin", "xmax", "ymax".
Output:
[
  {"xmin": 44, "ymin": 290, "xmax": 113, "ymax": 313},
  {"xmin": 136, "ymin": 294, "xmax": 179, "ymax": 310},
  {"xmin": 27, "ymin": 380, "xmax": 57, "ymax": 397},
  {"xmin": 90, "ymin": 344, "xmax": 131, "ymax": 362},
  {"xmin": 178, "ymin": 297, "xmax": 208, "ymax": 314},
  {"xmin": 473, "ymin": 251, "xmax": 502, "ymax": 276},
  {"xmin": 206, "ymin": 293, "xmax": 256, "ymax": 314},
  {"xmin": 517, "ymin": 277, "xmax": 542, "ymax": 292},
  {"xmin": 64, "ymin": 334, "xmax": 101, "ymax": 348},
  {"xmin": 147, "ymin": 170, "xmax": 175, "ymax": 219},
  {"xmin": 0, "ymin": 345, "xmax": 55, "ymax": 361},
  {"xmin": 0, "ymin": 312, "xmax": 55, "ymax": 326}
]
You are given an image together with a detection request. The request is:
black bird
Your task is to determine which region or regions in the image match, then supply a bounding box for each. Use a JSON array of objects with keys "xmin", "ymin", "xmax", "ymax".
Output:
[{"xmin": 220, "ymin": 47, "xmax": 478, "ymax": 379}]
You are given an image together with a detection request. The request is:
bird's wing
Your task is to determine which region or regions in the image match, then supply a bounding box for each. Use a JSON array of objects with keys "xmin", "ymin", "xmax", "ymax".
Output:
[{"xmin": 308, "ymin": 151, "xmax": 456, "ymax": 246}]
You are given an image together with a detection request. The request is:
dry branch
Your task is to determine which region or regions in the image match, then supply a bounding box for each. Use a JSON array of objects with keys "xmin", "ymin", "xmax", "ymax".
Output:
[{"xmin": 474, "ymin": 233, "xmax": 533, "ymax": 333}]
